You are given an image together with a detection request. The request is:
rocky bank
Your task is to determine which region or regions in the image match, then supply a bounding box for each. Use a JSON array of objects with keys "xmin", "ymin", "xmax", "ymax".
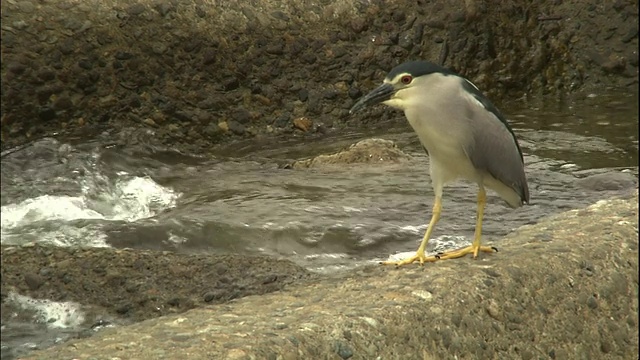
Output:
[
  {"xmin": 1, "ymin": 0, "xmax": 638, "ymax": 154},
  {"xmin": 18, "ymin": 192, "xmax": 639, "ymax": 359}
]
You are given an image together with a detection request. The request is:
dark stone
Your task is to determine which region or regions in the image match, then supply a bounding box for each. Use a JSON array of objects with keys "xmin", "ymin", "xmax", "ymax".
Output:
[
  {"xmin": 37, "ymin": 69, "xmax": 56, "ymax": 82},
  {"xmin": 262, "ymin": 275, "xmax": 278, "ymax": 284},
  {"xmin": 116, "ymin": 303, "xmax": 133, "ymax": 315},
  {"xmin": 301, "ymin": 53, "xmax": 317, "ymax": 64},
  {"xmin": 222, "ymin": 77, "xmax": 239, "ymax": 91},
  {"xmin": 271, "ymin": 11, "xmax": 289, "ymax": 21},
  {"xmin": 233, "ymin": 108, "xmax": 251, "ymax": 124},
  {"xmin": 183, "ymin": 40, "xmax": 202, "ymax": 53},
  {"xmin": 53, "ymin": 96, "xmax": 73, "ymax": 111},
  {"xmin": 351, "ymin": 19, "xmax": 367, "ymax": 33},
  {"xmin": 298, "ymin": 89, "xmax": 309, "ymax": 102},
  {"xmin": 114, "ymin": 52, "xmax": 133, "ymax": 60},
  {"xmin": 203, "ymin": 49, "xmax": 217, "ymax": 65},
  {"xmin": 266, "ymin": 44, "xmax": 284, "ymax": 55},
  {"xmin": 227, "ymin": 120, "xmax": 246, "ymax": 135},
  {"xmin": 167, "ymin": 297, "xmax": 181, "ymax": 307},
  {"xmin": 348, "ymin": 87, "xmax": 362, "ymax": 100},
  {"xmin": 127, "ymin": 4, "xmax": 146, "ymax": 16},
  {"xmin": 7, "ymin": 61, "xmax": 27, "ymax": 74},
  {"xmin": 203, "ymin": 292, "xmax": 215, "ymax": 302},
  {"xmin": 334, "ymin": 341, "xmax": 353, "ymax": 359},
  {"xmin": 78, "ymin": 59, "xmax": 93, "ymax": 70},
  {"xmin": 154, "ymin": 2, "xmax": 175, "ymax": 16},
  {"xmin": 576, "ymin": 172, "xmax": 636, "ymax": 191},
  {"xmin": 24, "ymin": 273, "xmax": 44, "ymax": 290},
  {"xmin": 274, "ymin": 114, "xmax": 290, "ymax": 128},
  {"xmin": 58, "ymin": 39, "xmax": 75, "ymax": 55},
  {"xmin": 323, "ymin": 90, "xmax": 337, "ymax": 100},
  {"xmin": 38, "ymin": 107, "xmax": 57, "ymax": 122}
]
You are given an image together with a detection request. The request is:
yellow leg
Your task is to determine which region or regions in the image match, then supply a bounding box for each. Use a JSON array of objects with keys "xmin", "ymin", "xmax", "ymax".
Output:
[
  {"xmin": 381, "ymin": 196, "xmax": 442, "ymax": 266},
  {"xmin": 436, "ymin": 187, "xmax": 497, "ymax": 260}
]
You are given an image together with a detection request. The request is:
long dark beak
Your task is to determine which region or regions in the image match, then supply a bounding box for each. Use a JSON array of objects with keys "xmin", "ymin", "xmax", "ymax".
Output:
[{"xmin": 349, "ymin": 83, "xmax": 395, "ymax": 114}]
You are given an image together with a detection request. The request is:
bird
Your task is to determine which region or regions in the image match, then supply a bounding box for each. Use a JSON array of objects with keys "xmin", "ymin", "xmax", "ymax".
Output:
[{"xmin": 349, "ymin": 60, "xmax": 529, "ymax": 266}]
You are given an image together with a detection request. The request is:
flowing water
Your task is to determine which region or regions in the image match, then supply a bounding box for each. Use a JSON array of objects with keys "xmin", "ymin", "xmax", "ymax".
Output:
[{"xmin": 1, "ymin": 90, "xmax": 638, "ymax": 357}]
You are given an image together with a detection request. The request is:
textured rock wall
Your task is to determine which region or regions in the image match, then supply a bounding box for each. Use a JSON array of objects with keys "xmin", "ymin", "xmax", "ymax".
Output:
[{"xmin": 1, "ymin": 0, "xmax": 638, "ymax": 152}]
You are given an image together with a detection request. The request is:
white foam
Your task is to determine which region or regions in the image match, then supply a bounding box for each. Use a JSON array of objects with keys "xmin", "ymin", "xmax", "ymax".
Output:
[
  {"xmin": 0, "ymin": 195, "xmax": 103, "ymax": 230},
  {"xmin": 6, "ymin": 292, "xmax": 85, "ymax": 329},
  {"xmin": 107, "ymin": 176, "xmax": 179, "ymax": 222},
  {"xmin": 0, "ymin": 175, "xmax": 180, "ymax": 247}
]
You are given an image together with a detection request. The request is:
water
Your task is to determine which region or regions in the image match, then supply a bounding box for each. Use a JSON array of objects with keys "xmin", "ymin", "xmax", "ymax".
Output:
[{"xmin": 1, "ymin": 90, "xmax": 638, "ymax": 357}]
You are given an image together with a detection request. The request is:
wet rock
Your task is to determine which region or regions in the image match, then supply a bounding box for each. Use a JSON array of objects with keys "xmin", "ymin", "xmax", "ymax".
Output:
[
  {"xmin": 36, "ymin": 69, "xmax": 56, "ymax": 82},
  {"xmin": 298, "ymin": 89, "xmax": 309, "ymax": 102},
  {"xmin": 7, "ymin": 61, "xmax": 27, "ymax": 75},
  {"xmin": 24, "ymin": 273, "xmax": 44, "ymax": 290},
  {"xmin": 53, "ymin": 96, "xmax": 73, "ymax": 111},
  {"xmin": 38, "ymin": 107, "xmax": 57, "ymax": 122},
  {"xmin": 154, "ymin": 2, "xmax": 175, "ymax": 16},
  {"xmin": 265, "ymin": 44, "xmax": 284, "ymax": 55},
  {"xmin": 227, "ymin": 120, "xmax": 246, "ymax": 135},
  {"xmin": 233, "ymin": 108, "xmax": 251, "ymax": 124},
  {"xmin": 576, "ymin": 172, "xmax": 637, "ymax": 191},
  {"xmin": 347, "ymin": 86, "xmax": 363, "ymax": 100},
  {"xmin": 293, "ymin": 117, "xmax": 312, "ymax": 132},
  {"xmin": 334, "ymin": 341, "xmax": 354, "ymax": 359},
  {"xmin": 127, "ymin": 4, "xmax": 146, "ymax": 16},
  {"xmin": 12, "ymin": 20, "xmax": 29, "ymax": 30},
  {"xmin": 222, "ymin": 77, "xmax": 239, "ymax": 91},
  {"xmin": 287, "ymin": 138, "xmax": 412, "ymax": 169}
]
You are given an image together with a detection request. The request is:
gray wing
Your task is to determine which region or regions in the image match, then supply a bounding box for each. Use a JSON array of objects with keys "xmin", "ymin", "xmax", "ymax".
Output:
[{"xmin": 461, "ymin": 87, "xmax": 529, "ymax": 206}]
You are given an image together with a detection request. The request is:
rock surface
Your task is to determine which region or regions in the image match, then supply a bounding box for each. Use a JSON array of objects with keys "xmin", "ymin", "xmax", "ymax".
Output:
[
  {"xmin": 20, "ymin": 192, "xmax": 639, "ymax": 360},
  {"xmin": 285, "ymin": 138, "xmax": 412, "ymax": 168},
  {"xmin": 1, "ymin": 0, "xmax": 638, "ymax": 153},
  {"xmin": 1, "ymin": 247, "xmax": 316, "ymax": 328}
]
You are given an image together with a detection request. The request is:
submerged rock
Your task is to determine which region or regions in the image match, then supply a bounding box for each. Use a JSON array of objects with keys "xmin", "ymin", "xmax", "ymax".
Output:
[{"xmin": 286, "ymin": 138, "xmax": 412, "ymax": 168}]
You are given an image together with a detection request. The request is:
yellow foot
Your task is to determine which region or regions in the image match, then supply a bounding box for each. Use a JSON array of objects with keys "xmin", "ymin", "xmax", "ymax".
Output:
[
  {"xmin": 380, "ymin": 251, "xmax": 440, "ymax": 266},
  {"xmin": 436, "ymin": 245, "xmax": 498, "ymax": 260}
]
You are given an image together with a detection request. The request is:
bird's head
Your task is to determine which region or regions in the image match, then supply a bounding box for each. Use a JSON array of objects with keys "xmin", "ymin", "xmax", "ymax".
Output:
[{"xmin": 350, "ymin": 61, "xmax": 455, "ymax": 114}]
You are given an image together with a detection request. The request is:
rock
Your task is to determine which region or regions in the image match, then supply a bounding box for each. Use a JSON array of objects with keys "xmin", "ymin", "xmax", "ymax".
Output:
[
  {"xmin": 227, "ymin": 120, "xmax": 245, "ymax": 135},
  {"xmin": 233, "ymin": 108, "xmax": 251, "ymax": 124},
  {"xmin": 576, "ymin": 172, "xmax": 637, "ymax": 191},
  {"xmin": 217, "ymin": 121, "xmax": 229, "ymax": 133},
  {"xmin": 298, "ymin": 89, "xmax": 309, "ymax": 102},
  {"xmin": 24, "ymin": 273, "xmax": 44, "ymax": 290},
  {"xmin": 53, "ymin": 96, "xmax": 73, "ymax": 111},
  {"xmin": 222, "ymin": 77, "xmax": 239, "ymax": 91},
  {"xmin": 287, "ymin": 138, "xmax": 412, "ymax": 168},
  {"xmin": 292, "ymin": 117, "xmax": 312, "ymax": 132},
  {"xmin": 38, "ymin": 107, "xmax": 56, "ymax": 122},
  {"xmin": 127, "ymin": 4, "xmax": 146, "ymax": 16}
]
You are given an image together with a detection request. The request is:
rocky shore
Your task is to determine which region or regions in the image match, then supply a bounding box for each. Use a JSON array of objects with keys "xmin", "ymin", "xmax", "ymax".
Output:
[
  {"xmin": 18, "ymin": 191, "xmax": 639, "ymax": 359},
  {"xmin": 2, "ymin": 0, "xmax": 638, "ymax": 154}
]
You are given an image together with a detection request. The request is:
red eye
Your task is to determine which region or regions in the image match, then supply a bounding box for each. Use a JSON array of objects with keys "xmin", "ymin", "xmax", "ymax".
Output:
[{"xmin": 401, "ymin": 75, "xmax": 412, "ymax": 85}]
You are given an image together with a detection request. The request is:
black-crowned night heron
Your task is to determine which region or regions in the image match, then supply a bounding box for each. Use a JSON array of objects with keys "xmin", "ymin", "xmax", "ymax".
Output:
[{"xmin": 350, "ymin": 61, "xmax": 529, "ymax": 266}]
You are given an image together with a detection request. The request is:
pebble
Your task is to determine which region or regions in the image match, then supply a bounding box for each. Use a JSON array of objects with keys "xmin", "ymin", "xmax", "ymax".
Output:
[
  {"xmin": 293, "ymin": 117, "xmax": 312, "ymax": 132},
  {"xmin": 24, "ymin": 273, "xmax": 44, "ymax": 290},
  {"xmin": 233, "ymin": 108, "xmax": 251, "ymax": 124},
  {"xmin": 12, "ymin": 20, "xmax": 28, "ymax": 30},
  {"xmin": 333, "ymin": 341, "xmax": 354, "ymax": 359}
]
